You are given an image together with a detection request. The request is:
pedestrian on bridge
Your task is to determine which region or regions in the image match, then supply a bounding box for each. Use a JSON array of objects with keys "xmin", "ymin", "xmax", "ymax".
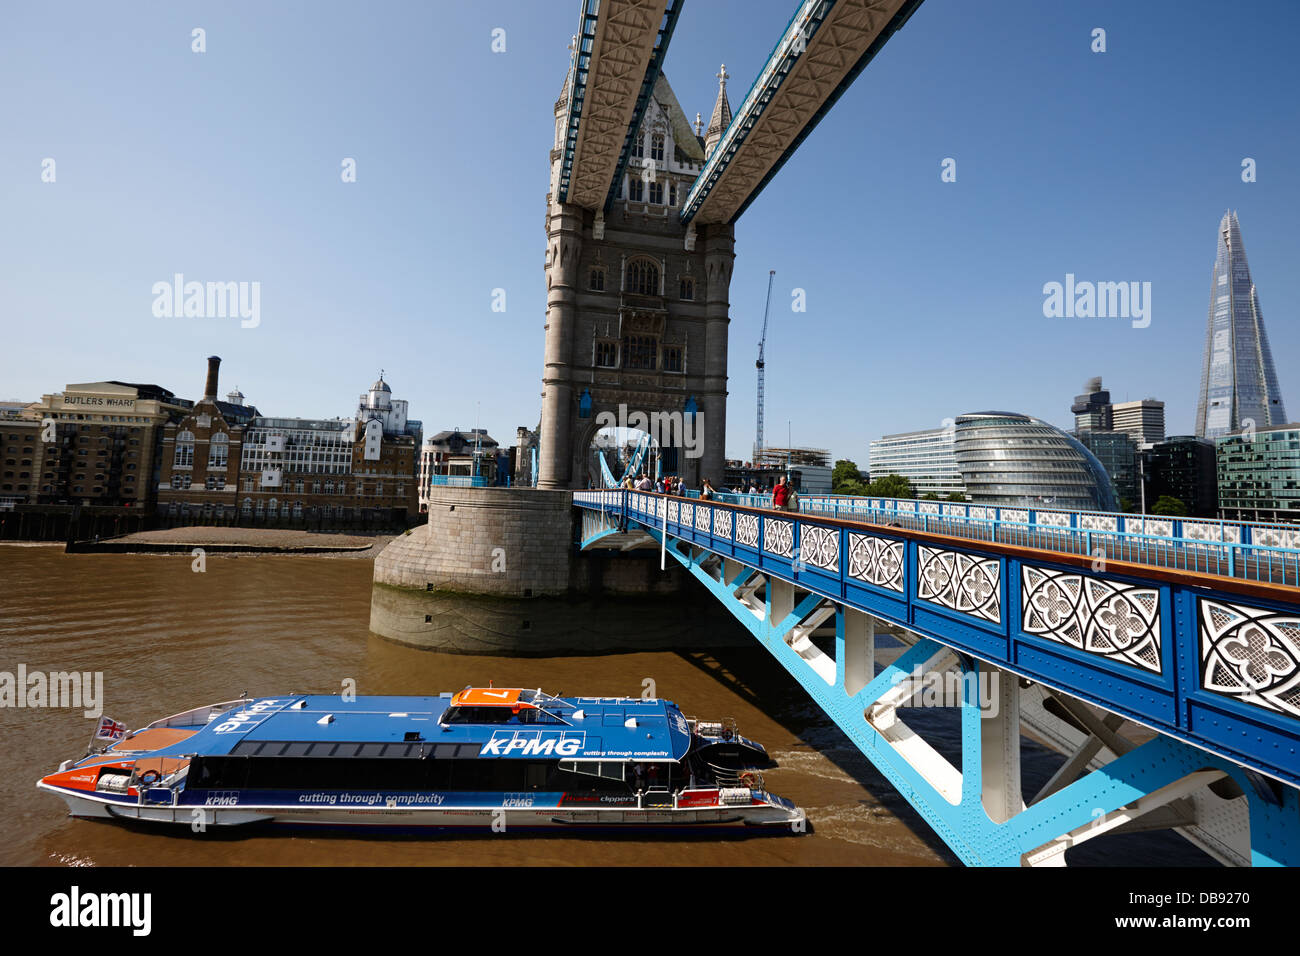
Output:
[{"xmin": 773, "ymin": 476, "xmax": 790, "ymax": 511}]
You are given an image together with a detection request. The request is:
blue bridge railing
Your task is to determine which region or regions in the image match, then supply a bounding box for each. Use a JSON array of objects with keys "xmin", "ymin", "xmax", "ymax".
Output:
[
  {"xmin": 429, "ymin": 475, "xmax": 489, "ymax": 488},
  {"xmin": 597, "ymin": 490, "xmax": 1300, "ymax": 586},
  {"xmin": 573, "ymin": 488, "xmax": 1300, "ymax": 789},
  {"xmin": 798, "ymin": 493, "xmax": 1300, "ymax": 552}
]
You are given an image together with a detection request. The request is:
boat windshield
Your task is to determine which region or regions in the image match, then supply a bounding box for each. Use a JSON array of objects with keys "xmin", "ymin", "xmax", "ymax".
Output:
[{"xmin": 441, "ymin": 706, "xmax": 518, "ymax": 724}]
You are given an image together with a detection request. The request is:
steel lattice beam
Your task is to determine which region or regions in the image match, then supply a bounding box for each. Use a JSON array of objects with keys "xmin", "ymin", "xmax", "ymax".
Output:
[
  {"xmin": 681, "ymin": 0, "xmax": 925, "ymax": 225},
  {"xmin": 557, "ymin": 0, "xmax": 676, "ymax": 211}
]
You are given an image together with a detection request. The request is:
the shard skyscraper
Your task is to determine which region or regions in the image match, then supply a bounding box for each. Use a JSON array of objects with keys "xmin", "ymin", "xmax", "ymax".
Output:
[{"xmin": 1195, "ymin": 211, "xmax": 1288, "ymax": 438}]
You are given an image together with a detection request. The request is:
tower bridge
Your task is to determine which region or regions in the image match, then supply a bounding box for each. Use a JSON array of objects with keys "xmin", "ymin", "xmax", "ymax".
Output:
[
  {"xmin": 378, "ymin": 0, "xmax": 1300, "ymax": 864},
  {"xmin": 543, "ymin": 0, "xmax": 1300, "ymax": 864},
  {"xmin": 539, "ymin": 0, "xmax": 924, "ymax": 492}
]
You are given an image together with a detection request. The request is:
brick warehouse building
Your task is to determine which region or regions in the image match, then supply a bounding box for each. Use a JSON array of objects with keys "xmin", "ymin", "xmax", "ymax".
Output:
[
  {"xmin": 29, "ymin": 380, "xmax": 193, "ymax": 509},
  {"xmin": 158, "ymin": 356, "xmax": 259, "ymax": 521},
  {"xmin": 158, "ymin": 362, "xmax": 420, "ymax": 527},
  {"xmin": 3, "ymin": 358, "xmax": 422, "ymax": 537},
  {"xmin": 224, "ymin": 373, "xmax": 421, "ymax": 526},
  {"xmin": 1, "ymin": 412, "xmax": 42, "ymax": 508}
]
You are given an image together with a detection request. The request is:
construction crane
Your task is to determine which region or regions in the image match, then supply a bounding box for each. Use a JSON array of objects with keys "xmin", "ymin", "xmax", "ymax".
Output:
[{"xmin": 754, "ymin": 269, "xmax": 776, "ymax": 465}]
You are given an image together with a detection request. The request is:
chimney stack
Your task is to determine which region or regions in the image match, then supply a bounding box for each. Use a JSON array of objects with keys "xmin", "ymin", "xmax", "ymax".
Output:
[{"xmin": 204, "ymin": 356, "xmax": 221, "ymax": 401}]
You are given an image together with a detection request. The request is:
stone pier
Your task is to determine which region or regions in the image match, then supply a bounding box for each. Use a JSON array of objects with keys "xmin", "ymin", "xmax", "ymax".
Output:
[{"xmin": 370, "ymin": 486, "xmax": 748, "ymax": 653}]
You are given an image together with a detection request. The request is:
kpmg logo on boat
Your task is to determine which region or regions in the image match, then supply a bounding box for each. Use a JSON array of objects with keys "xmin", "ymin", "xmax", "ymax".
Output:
[
  {"xmin": 212, "ymin": 698, "xmax": 292, "ymax": 733},
  {"xmin": 479, "ymin": 731, "xmax": 585, "ymax": 756}
]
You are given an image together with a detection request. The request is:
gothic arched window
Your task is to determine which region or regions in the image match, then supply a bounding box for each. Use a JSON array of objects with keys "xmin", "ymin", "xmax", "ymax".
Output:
[
  {"xmin": 622, "ymin": 334, "xmax": 658, "ymax": 370},
  {"xmin": 650, "ymin": 134, "xmax": 664, "ymax": 162},
  {"xmin": 625, "ymin": 258, "xmax": 659, "ymax": 296}
]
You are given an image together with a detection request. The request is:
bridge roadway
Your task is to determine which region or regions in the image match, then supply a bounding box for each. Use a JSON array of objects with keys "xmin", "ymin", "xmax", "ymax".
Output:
[
  {"xmin": 575, "ymin": 489, "xmax": 1300, "ymax": 865},
  {"xmin": 556, "ymin": 0, "xmax": 927, "ymax": 223}
]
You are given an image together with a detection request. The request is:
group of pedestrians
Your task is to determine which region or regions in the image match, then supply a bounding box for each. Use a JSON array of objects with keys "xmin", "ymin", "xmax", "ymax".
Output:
[
  {"xmin": 623, "ymin": 473, "xmax": 690, "ymax": 495},
  {"xmin": 617, "ymin": 472, "xmax": 798, "ymax": 512}
]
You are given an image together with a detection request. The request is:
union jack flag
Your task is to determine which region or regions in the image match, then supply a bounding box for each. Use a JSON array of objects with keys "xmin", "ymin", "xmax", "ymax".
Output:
[{"xmin": 94, "ymin": 716, "xmax": 127, "ymax": 743}]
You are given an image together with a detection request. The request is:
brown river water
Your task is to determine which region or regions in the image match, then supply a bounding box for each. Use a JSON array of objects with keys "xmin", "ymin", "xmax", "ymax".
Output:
[{"xmin": 0, "ymin": 546, "xmax": 1210, "ymax": 867}]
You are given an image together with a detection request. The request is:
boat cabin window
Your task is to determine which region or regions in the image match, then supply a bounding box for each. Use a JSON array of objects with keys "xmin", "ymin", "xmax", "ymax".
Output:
[
  {"xmin": 229, "ymin": 740, "xmax": 427, "ymax": 759},
  {"xmin": 441, "ymin": 706, "xmax": 518, "ymax": 724},
  {"xmin": 187, "ymin": 753, "xmax": 637, "ymax": 794},
  {"xmin": 557, "ymin": 760, "xmax": 625, "ymax": 782}
]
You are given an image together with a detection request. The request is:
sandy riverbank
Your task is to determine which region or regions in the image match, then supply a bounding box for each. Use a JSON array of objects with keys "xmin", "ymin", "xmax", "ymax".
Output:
[{"xmin": 82, "ymin": 527, "xmax": 401, "ymax": 558}]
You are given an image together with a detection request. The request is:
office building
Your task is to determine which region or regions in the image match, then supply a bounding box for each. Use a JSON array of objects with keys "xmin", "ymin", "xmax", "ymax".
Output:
[
  {"xmin": 1077, "ymin": 430, "xmax": 1138, "ymax": 508},
  {"xmin": 868, "ymin": 428, "xmax": 965, "ymax": 498},
  {"xmin": 1148, "ymin": 436, "xmax": 1217, "ymax": 517},
  {"xmin": 1071, "ymin": 377, "xmax": 1112, "ymax": 432},
  {"xmin": 1111, "ymin": 399, "xmax": 1165, "ymax": 449},
  {"xmin": 1215, "ymin": 423, "xmax": 1300, "ymax": 522}
]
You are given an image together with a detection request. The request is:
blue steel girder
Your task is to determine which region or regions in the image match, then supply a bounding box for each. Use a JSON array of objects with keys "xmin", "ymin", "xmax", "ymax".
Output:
[
  {"xmin": 680, "ymin": 0, "xmax": 926, "ymax": 226},
  {"xmin": 592, "ymin": 503, "xmax": 1300, "ymax": 865},
  {"xmin": 573, "ymin": 491, "xmax": 1300, "ymax": 797},
  {"xmin": 557, "ymin": 0, "xmax": 678, "ymax": 211}
]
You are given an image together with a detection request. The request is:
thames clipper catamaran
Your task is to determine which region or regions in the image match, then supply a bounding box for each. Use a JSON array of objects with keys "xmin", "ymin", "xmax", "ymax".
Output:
[{"xmin": 38, "ymin": 688, "xmax": 805, "ymax": 831}]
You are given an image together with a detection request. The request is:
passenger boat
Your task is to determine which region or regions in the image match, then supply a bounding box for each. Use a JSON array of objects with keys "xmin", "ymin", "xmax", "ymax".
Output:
[{"xmin": 37, "ymin": 687, "xmax": 805, "ymax": 831}]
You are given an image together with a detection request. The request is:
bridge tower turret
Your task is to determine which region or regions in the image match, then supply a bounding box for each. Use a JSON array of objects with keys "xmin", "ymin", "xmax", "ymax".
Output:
[{"xmin": 539, "ymin": 60, "xmax": 734, "ymax": 490}]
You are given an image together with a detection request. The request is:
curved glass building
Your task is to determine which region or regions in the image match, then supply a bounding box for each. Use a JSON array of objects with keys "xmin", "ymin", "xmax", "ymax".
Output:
[{"xmin": 953, "ymin": 412, "xmax": 1118, "ymax": 511}]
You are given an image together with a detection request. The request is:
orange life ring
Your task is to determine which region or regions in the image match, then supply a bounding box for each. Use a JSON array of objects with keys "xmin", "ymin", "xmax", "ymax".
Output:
[
  {"xmin": 138, "ymin": 769, "xmax": 161, "ymax": 785},
  {"xmin": 739, "ymin": 771, "xmax": 757, "ymax": 788}
]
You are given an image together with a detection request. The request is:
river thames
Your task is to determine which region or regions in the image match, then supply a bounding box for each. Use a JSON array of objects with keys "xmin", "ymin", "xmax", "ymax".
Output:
[{"xmin": 0, "ymin": 545, "xmax": 1210, "ymax": 866}]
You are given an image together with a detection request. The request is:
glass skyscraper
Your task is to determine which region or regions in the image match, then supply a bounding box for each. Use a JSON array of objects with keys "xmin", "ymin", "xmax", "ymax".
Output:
[{"xmin": 1195, "ymin": 211, "xmax": 1288, "ymax": 438}]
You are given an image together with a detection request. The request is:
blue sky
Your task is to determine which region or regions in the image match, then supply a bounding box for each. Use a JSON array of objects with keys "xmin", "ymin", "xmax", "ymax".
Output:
[{"xmin": 2, "ymin": 0, "xmax": 1297, "ymax": 465}]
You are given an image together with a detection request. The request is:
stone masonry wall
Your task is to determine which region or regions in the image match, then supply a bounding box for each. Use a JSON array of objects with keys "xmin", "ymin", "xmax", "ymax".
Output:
[{"xmin": 373, "ymin": 487, "xmax": 575, "ymax": 596}]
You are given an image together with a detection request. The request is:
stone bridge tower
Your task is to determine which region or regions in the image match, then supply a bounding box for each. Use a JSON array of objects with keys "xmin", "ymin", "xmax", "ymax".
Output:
[{"xmin": 538, "ymin": 65, "xmax": 734, "ymax": 490}]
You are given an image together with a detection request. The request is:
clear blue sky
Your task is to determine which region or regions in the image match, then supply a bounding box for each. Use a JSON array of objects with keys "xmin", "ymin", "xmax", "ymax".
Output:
[{"xmin": 2, "ymin": 0, "xmax": 1297, "ymax": 465}]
